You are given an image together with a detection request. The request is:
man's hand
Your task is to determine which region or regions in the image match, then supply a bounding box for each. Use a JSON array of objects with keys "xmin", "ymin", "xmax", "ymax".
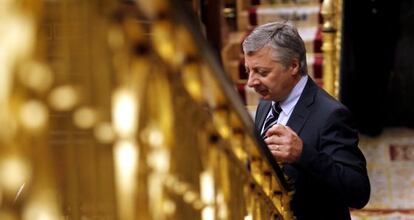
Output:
[{"xmin": 264, "ymin": 124, "xmax": 303, "ymax": 163}]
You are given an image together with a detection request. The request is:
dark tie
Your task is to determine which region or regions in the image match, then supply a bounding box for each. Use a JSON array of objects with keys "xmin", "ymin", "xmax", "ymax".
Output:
[{"xmin": 261, "ymin": 102, "xmax": 282, "ymax": 138}]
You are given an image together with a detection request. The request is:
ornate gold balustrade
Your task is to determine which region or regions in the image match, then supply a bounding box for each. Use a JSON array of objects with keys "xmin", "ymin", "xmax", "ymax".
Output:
[{"xmin": 0, "ymin": 0, "xmax": 294, "ymax": 219}]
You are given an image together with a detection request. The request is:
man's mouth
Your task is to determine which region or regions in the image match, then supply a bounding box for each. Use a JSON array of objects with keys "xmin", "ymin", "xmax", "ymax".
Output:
[
  {"xmin": 255, "ymin": 88, "xmax": 269, "ymax": 96},
  {"xmin": 254, "ymin": 86, "xmax": 266, "ymax": 93}
]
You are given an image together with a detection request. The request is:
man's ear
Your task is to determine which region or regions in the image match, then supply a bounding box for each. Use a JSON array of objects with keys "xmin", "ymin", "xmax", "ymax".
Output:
[{"xmin": 290, "ymin": 58, "xmax": 300, "ymax": 76}]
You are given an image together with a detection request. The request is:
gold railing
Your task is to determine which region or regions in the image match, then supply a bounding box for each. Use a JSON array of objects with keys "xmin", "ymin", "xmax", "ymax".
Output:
[
  {"xmin": 0, "ymin": 0, "xmax": 294, "ymax": 219},
  {"xmin": 321, "ymin": 0, "xmax": 342, "ymax": 98}
]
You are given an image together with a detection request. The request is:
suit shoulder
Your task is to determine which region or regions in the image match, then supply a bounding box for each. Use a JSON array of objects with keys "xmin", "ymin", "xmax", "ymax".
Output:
[{"xmin": 315, "ymin": 88, "xmax": 351, "ymax": 115}]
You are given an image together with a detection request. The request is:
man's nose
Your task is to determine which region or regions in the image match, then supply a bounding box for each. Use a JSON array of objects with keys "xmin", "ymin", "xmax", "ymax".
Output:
[{"xmin": 247, "ymin": 73, "xmax": 258, "ymax": 88}]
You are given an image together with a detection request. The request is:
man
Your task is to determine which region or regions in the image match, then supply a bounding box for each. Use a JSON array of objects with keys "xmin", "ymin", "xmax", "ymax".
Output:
[{"xmin": 243, "ymin": 22, "xmax": 370, "ymax": 220}]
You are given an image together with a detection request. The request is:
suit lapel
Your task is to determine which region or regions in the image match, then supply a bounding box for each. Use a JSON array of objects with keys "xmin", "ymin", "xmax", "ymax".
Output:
[{"xmin": 286, "ymin": 77, "xmax": 318, "ymax": 134}]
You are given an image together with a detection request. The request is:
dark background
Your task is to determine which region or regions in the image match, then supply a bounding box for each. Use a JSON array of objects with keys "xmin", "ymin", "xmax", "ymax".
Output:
[{"xmin": 341, "ymin": 0, "xmax": 414, "ymax": 136}]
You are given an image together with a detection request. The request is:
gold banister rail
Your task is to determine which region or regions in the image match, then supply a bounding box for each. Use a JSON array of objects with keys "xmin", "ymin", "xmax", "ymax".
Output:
[{"xmin": 0, "ymin": 0, "xmax": 294, "ymax": 219}]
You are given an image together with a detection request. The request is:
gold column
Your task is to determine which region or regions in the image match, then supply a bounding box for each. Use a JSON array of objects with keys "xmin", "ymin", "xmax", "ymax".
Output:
[{"xmin": 321, "ymin": 0, "xmax": 342, "ymax": 98}]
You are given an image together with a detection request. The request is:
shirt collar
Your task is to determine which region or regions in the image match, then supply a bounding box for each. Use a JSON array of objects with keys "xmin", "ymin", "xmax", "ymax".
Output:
[{"xmin": 273, "ymin": 75, "xmax": 308, "ymax": 116}]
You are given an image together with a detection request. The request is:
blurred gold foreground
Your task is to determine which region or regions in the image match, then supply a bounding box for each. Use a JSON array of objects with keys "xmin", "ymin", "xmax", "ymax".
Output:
[{"xmin": 0, "ymin": 1, "xmax": 294, "ymax": 219}]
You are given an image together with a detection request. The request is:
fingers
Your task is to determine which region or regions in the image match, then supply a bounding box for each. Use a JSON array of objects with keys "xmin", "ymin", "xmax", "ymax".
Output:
[
  {"xmin": 265, "ymin": 124, "xmax": 287, "ymax": 137},
  {"xmin": 270, "ymin": 145, "xmax": 297, "ymax": 163},
  {"xmin": 270, "ymin": 148, "xmax": 289, "ymax": 162},
  {"xmin": 264, "ymin": 124, "xmax": 287, "ymax": 146},
  {"xmin": 268, "ymin": 144, "xmax": 281, "ymax": 152},
  {"xmin": 268, "ymin": 144, "xmax": 284, "ymax": 161},
  {"xmin": 264, "ymin": 134, "xmax": 283, "ymax": 145}
]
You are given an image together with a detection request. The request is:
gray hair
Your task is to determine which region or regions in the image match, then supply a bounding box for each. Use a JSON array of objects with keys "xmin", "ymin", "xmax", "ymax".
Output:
[{"xmin": 242, "ymin": 21, "xmax": 307, "ymax": 75}]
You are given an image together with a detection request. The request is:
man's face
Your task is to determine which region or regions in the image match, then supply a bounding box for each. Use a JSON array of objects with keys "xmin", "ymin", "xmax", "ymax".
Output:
[{"xmin": 245, "ymin": 47, "xmax": 299, "ymax": 102}]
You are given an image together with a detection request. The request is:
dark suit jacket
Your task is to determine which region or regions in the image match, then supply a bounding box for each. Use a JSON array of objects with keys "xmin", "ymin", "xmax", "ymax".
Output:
[{"xmin": 255, "ymin": 78, "xmax": 370, "ymax": 220}]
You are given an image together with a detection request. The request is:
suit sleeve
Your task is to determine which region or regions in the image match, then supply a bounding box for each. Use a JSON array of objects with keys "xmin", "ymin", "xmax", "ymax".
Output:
[{"xmin": 298, "ymin": 107, "xmax": 371, "ymax": 209}]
